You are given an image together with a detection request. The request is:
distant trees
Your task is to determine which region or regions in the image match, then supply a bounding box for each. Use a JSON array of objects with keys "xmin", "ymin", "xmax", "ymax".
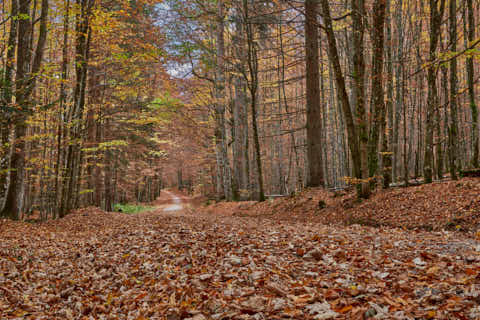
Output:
[
  {"xmin": 164, "ymin": 0, "xmax": 480, "ymax": 201},
  {"xmin": 1, "ymin": 0, "xmax": 480, "ymax": 219},
  {"xmin": 0, "ymin": 0, "xmax": 193, "ymax": 219}
]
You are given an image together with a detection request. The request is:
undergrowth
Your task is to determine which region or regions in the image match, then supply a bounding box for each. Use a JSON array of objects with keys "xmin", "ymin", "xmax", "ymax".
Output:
[{"xmin": 114, "ymin": 203, "xmax": 157, "ymax": 214}]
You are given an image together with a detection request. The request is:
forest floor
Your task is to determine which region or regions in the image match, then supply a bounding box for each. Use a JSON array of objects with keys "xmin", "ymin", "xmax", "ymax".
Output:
[
  {"xmin": 0, "ymin": 180, "xmax": 480, "ymax": 319},
  {"xmin": 200, "ymin": 178, "xmax": 480, "ymax": 233}
]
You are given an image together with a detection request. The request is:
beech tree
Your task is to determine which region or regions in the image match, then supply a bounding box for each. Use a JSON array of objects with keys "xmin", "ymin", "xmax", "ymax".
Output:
[{"xmin": 304, "ymin": 0, "xmax": 324, "ymax": 188}]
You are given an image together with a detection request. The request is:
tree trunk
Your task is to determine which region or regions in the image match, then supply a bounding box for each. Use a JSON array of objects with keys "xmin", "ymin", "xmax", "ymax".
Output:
[
  {"xmin": 304, "ymin": 0, "xmax": 325, "ymax": 188},
  {"xmin": 232, "ymin": 12, "xmax": 249, "ymax": 196},
  {"xmin": 368, "ymin": 0, "xmax": 387, "ymax": 182},
  {"xmin": 244, "ymin": 0, "xmax": 265, "ymax": 201},
  {"xmin": 214, "ymin": 0, "xmax": 233, "ymax": 201},
  {"xmin": 392, "ymin": 0, "xmax": 404, "ymax": 184},
  {"xmin": 0, "ymin": 0, "xmax": 18, "ymax": 210},
  {"xmin": 424, "ymin": 0, "xmax": 445, "ymax": 184},
  {"xmin": 383, "ymin": 0, "xmax": 394, "ymax": 188},
  {"xmin": 448, "ymin": 0, "xmax": 458, "ymax": 180},
  {"xmin": 351, "ymin": 0, "xmax": 369, "ymax": 198},
  {"xmin": 466, "ymin": 0, "xmax": 478, "ymax": 168},
  {"xmin": 61, "ymin": 0, "xmax": 93, "ymax": 217}
]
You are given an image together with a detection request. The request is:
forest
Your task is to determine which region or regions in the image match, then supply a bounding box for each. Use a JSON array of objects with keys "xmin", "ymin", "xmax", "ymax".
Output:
[
  {"xmin": 1, "ymin": 0, "xmax": 480, "ymax": 217},
  {"xmin": 1, "ymin": 0, "xmax": 480, "ymax": 319}
]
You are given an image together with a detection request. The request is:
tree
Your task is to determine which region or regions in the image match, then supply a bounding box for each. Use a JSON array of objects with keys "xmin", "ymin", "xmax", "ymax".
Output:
[
  {"xmin": 231, "ymin": 11, "xmax": 250, "ymax": 196},
  {"xmin": 368, "ymin": 0, "xmax": 387, "ymax": 184},
  {"xmin": 351, "ymin": 0, "xmax": 370, "ymax": 197},
  {"xmin": 466, "ymin": 0, "xmax": 478, "ymax": 168},
  {"xmin": 304, "ymin": 0, "xmax": 324, "ymax": 188},
  {"xmin": 424, "ymin": 0, "xmax": 445, "ymax": 184},
  {"xmin": 243, "ymin": 0, "xmax": 265, "ymax": 202},
  {"xmin": 448, "ymin": 0, "xmax": 458, "ymax": 180},
  {"xmin": 0, "ymin": 0, "xmax": 18, "ymax": 208},
  {"xmin": 60, "ymin": 0, "xmax": 95, "ymax": 217},
  {"xmin": 213, "ymin": 0, "xmax": 234, "ymax": 201}
]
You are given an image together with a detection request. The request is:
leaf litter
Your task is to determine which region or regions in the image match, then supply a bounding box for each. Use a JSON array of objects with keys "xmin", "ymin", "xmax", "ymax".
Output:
[{"xmin": 0, "ymin": 201, "xmax": 479, "ymax": 319}]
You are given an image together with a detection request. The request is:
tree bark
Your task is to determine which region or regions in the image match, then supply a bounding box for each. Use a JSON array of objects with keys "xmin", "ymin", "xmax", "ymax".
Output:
[
  {"xmin": 244, "ymin": 0, "xmax": 265, "ymax": 201},
  {"xmin": 351, "ymin": 0, "xmax": 369, "ymax": 197},
  {"xmin": 232, "ymin": 11, "xmax": 249, "ymax": 197},
  {"xmin": 424, "ymin": 0, "xmax": 445, "ymax": 184},
  {"xmin": 214, "ymin": 0, "xmax": 233, "ymax": 201},
  {"xmin": 466, "ymin": 0, "xmax": 477, "ymax": 167},
  {"xmin": 368, "ymin": 0, "xmax": 387, "ymax": 182},
  {"xmin": 304, "ymin": 0, "xmax": 325, "ymax": 188},
  {"xmin": 382, "ymin": 0, "xmax": 393, "ymax": 188},
  {"xmin": 448, "ymin": 0, "xmax": 458, "ymax": 179},
  {"xmin": 61, "ymin": 0, "xmax": 93, "ymax": 217},
  {"xmin": 0, "ymin": 0, "xmax": 18, "ymax": 210}
]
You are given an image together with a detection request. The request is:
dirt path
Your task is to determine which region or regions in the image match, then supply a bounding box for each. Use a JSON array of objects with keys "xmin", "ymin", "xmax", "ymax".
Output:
[{"xmin": 161, "ymin": 190, "xmax": 184, "ymax": 212}]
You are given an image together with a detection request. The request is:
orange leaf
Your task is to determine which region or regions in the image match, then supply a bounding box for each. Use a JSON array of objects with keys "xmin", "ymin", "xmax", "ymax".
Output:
[
  {"xmin": 134, "ymin": 292, "xmax": 147, "ymax": 302},
  {"xmin": 465, "ymin": 268, "xmax": 478, "ymax": 276},
  {"xmin": 338, "ymin": 305, "xmax": 353, "ymax": 313}
]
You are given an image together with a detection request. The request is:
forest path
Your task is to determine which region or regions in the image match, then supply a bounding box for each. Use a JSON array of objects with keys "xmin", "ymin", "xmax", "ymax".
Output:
[
  {"xmin": 161, "ymin": 190, "xmax": 184, "ymax": 212},
  {"xmin": 0, "ymin": 207, "xmax": 479, "ymax": 319}
]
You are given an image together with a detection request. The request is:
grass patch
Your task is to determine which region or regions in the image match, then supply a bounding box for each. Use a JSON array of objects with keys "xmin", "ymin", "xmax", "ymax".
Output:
[{"xmin": 114, "ymin": 203, "xmax": 157, "ymax": 214}]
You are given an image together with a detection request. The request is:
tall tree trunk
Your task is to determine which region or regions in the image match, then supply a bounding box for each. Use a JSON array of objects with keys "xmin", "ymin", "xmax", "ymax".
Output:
[
  {"xmin": 351, "ymin": 0, "xmax": 369, "ymax": 197},
  {"xmin": 244, "ymin": 0, "xmax": 265, "ymax": 201},
  {"xmin": 424, "ymin": 0, "xmax": 445, "ymax": 184},
  {"xmin": 54, "ymin": 0, "xmax": 70, "ymax": 218},
  {"xmin": 448, "ymin": 0, "xmax": 458, "ymax": 179},
  {"xmin": 0, "ymin": 0, "xmax": 18, "ymax": 210},
  {"xmin": 61, "ymin": 0, "xmax": 93, "ymax": 217},
  {"xmin": 368, "ymin": 0, "xmax": 387, "ymax": 182},
  {"xmin": 383, "ymin": 0, "xmax": 394, "ymax": 188},
  {"xmin": 304, "ymin": 0, "xmax": 325, "ymax": 188},
  {"xmin": 392, "ymin": 0, "xmax": 404, "ymax": 184},
  {"xmin": 214, "ymin": 0, "xmax": 233, "ymax": 201},
  {"xmin": 466, "ymin": 0, "xmax": 478, "ymax": 167}
]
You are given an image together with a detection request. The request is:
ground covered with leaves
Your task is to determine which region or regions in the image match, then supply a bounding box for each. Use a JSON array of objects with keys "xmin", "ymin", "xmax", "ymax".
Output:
[
  {"xmin": 1, "ymin": 199, "xmax": 480, "ymax": 319},
  {"xmin": 201, "ymin": 178, "xmax": 480, "ymax": 233}
]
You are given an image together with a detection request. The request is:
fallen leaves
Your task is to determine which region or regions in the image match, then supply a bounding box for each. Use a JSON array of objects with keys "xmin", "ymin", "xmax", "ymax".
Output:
[
  {"xmin": 0, "ymin": 203, "xmax": 479, "ymax": 319},
  {"xmin": 200, "ymin": 178, "xmax": 480, "ymax": 234}
]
